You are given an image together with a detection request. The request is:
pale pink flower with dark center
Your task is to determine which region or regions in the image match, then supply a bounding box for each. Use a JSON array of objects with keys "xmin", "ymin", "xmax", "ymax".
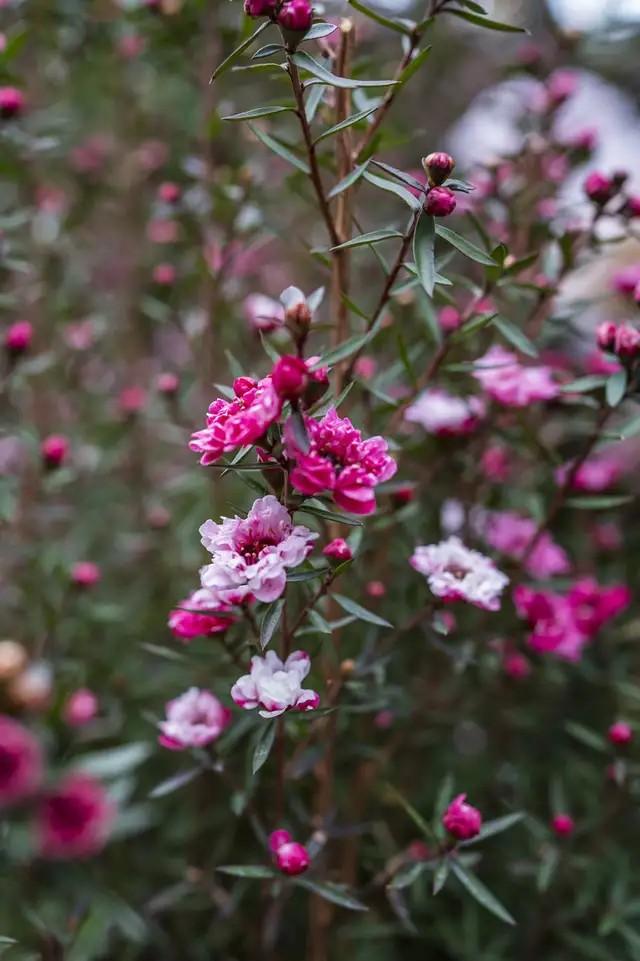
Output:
[
  {"xmin": 158, "ymin": 687, "xmax": 231, "ymax": 749},
  {"xmin": 284, "ymin": 408, "xmax": 396, "ymax": 515},
  {"xmin": 231, "ymin": 650, "xmax": 319, "ymax": 719},
  {"xmin": 482, "ymin": 510, "xmax": 570, "ymax": 579},
  {"xmin": 36, "ymin": 773, "xmax": 114, "ymax": 859},
  {"xmin": 404, "ymin": 388, "xmax": 485, "ymax": 437},
  {"xmin": 243, "ymin": 293, "xmax": 285, "ymax": 333},
  {"xmin": 199, "ymin": 495, "xmax": 317, "ymax": 604},
  {"xmin": 168, "ymin": 587, "xmax": 235, "ymax": 641},
  {"xmin": 410, "ymin": 536, "xmax": 508, "ymax": 611},
  {"xmin": 189, "ymin": 377, "xmax": 281, "ymax": 466},
  {"xmin": 473, "ymin": 345, "xmax": 558, "ymax": 407}
]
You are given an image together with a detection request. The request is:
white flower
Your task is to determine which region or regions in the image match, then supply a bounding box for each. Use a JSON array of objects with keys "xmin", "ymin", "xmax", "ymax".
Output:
[
  {"xmin": 158, "ymin": 688, "xmax": 231, "ymax": 750},
  {"xmin": 231, "ymin": 650, "xmax": 320, "ymax": 719},
  {"xmin": 199, "ymin": 495, "xmax": 317, "ymax": 605},
  {"xmin": 410, "ymin": 536, "xmax": 509, "ymax": 611},
  {"xmin": 404, "ymin": 388, "xmax": 485, "ymax": 436}
]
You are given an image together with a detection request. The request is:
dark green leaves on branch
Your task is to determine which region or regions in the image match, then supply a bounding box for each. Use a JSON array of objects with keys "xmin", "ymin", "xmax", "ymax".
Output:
[
  {"xmin": 210, "ymin": 20, "xmax": 271, "ymax": 82},
  {"xmin": 413, "ymin": 213, "xmax": 436, "ymax": 296},
  {"xmin": 291, "ymin": 51, "xmax": 398, "ymax": 89},
  {"xmin": 443, "ymin": 8, "xmax": 528, "ymax": 33},
  {"xmin": 450, "ymin": 861, "xmax": 516, "ymax": 925}
]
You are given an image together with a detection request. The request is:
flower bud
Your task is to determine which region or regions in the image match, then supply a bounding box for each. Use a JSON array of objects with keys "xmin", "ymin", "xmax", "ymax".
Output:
[
  {"xmin": 278, "ymin": 0, "xmax": 313, "ymax": 33},
  {"xmin": 608, "ymin": 720, "xmax": 633, "ymax": 746},
  {"xmin": 244, "ymin": 0, "xmax": 278, "ymax": 16},
  {"xmin": 391, "ymin": 484, "xmax": 416, "ymax": 508},
  {"xmin": 424, "ymin": 186, "xmax": 456, "ymax": 218},
  {"xmin": 340, "ymin": 658, "xmax": 356, "ymax": 677},
  {"xmin": 503, "ymin": 651, "xmax": 531, "ymax": 680},
  {"xmin": 551, "ymin": 813, "xmax": 574, "ymax": 837},
  {"xmin": 442, "ymin": 793, "xmax": 482, "ymax": 840},
  {"xmin": 156, "ymin": 371, "xmax": 180, "ymax": 395},
  {"xmin": 545, "ymin": 69, "xmax": 577, "ymax": 108},
  {"xmin": 275, "ymin": 840, "xmax": 310, "ymax": 876},
  {"xmin": 4, "ymin": 320, "xmax": 32, "ymax": 357},
  {"xmin": 269, "ymin": 829, "xmax": 292, "ymax": 853},
  {"xmin": 0, "ymin": 640, "xmax": 28, "ymax": 681},
  {"xmin": 271, "ymin": 355, "xmax": 309, "ymax": 401},
  {"xmin": 323, "ymin": 538, "xmax": 352, "ymax": 562},
  {"xmin": 64, "ymin": 688, "xmax": 99, "ymax": 727},
  {"xmin": 614, "ymin": 323, "xmax": 640, "ymax": 358},
  {"xmin": 422, "ymin": 152, "xmax": 455, "ymax": 187},
  {"xmin": 71, "ymin": 562, "xmax": 101, "ymax": 588},
  {"xmin": 157, "ymin": 181, "xmax": 181, "ymax": 204},
  {"xmin": 583, "ymin": 171, "xmax": 616, "ymax": 206},
  {"xmin": 626, "ymin": 196, "xmax": 640, "ymax": 219},
  {"xmin": 153, "ymin": 263, "xmax": 176, "ymax": 286},
  {"xmin": 119, "ymin": 385, "xmax": 146, "ymax": 415},
  {"xmin": 41, "ymin": 434, "xmax": 69, "ymax": 470},
  {"xmin": 596, "ymin": 321, "xmax": 617, "ymax": 351},
  {"xmin": 0, "ymin": 86, "xmax": 25, "ymax": 119}
]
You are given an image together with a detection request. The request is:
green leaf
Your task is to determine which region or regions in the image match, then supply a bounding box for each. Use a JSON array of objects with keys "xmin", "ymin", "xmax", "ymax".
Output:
[
  {"xmin": 450, "ymin": 861, "xmax": 516, "ymax": 925},
  {"xmin": 296, "ymin": 503, "xmax": 364, "ymax": 526},
  {"xmin": 292, "ymin": 51, "xmax": 398, "ymax": 89},
  {"xmin": 260, "ymin": 599, "xmax": 286, "ymax": 650},
  {"xmin": 287, "ymin": 566, "xmax": 332, "ymax": 582},
  {"xmin": 444, "ymin": 8, "xmax": 528, "ymax": 32},
  {"xmin": 251, "ymin": 42, "xmax": 285, "ymax": 60},
  {"xmin": 333, "ymin": 593, "xmax": 392, "ymax": 628},
  {"xmin": 305, "ymin": 81, "xmax": 326, "ymax": 123},
  {"xmin": 77, "ymin": 742, "xmax": 151, "ymax": 779},
  {"xmin": 565, "ymin": 721, "xmax": 607, "ymax": 752},
  {"xmin": 211, "ymin": 20, "xmax": 271, "ymax": 81},
  {"xmin": 249, "ymin": 124, "xmax": 310, "ymax": 174},
  {"xmin": 222, "ymin": 105, "xmax": 294, "ymax": 122},
  {"xmin": 413, "ymin": 213, "xmax": 436, "ymax": 296},
  {"xmin": 314, "ymin": 105, "xmax": 379, "ymax": 145},
  {"xmin": 329, "ymin": 228, "xmax": 403, "ymax": 251},
  {"xmin": 304, "ymin": 22, "xmax": 338, "ymax": 40},
  {"xmin": 347, "ymin": 0, "xmax": 414, "ymax": 35},
  {"xmin": 617, "ymin": 414, "xmax": 640, "ymax": 440},
  {"xmin": 566, "ymin": 494, "xmax": 634, "ymax": 510},
  {"xmin": 461, "ymin": 812, "xmax": 525, "ymax": 845},
  {"xmin": 434, "ymin": 225, "xmax": 496, "ymax": 266},
  {"xmin": 218, "ymin": 865, "xmax": 277, "ymax": 879},
  {"xmin": 328, "ymin": 160, "xmax": 370, "ymax": 199},
  {"xmin": 606, "ymin": 369, "xmax": 627, "ymax": 407},
  {"xmin": 295, "ymin": 879, "xmax": 368, "ymax": 911},
  {"xmin": 397, "ymin": 45, "xmax": 432, "ymax": 86},
  {"xmin": 364, "ymin": 171, "xmax": 421, "ymax": 211},
  {"xmin": 385, "ymin": 783, "xmax": 436, "ymax": 841},
  {"xmin": 371, "ymin": 160, "xmax": 424, "ymax": 192},
  {"xmin": 252, "ymin": 721, "xmax": 277, "ymax": 775},
  {"xmin": 493, "ymin": 316, "xmax": 538, "ymax": 358},
  {"xmin": 433, "ymin": 858, "xmax": 450, "ymax": 895},
  {"xmin": 560, "ymin": 375, "xmax": 608, "ymax": 393},
  {"xmin": 149, "ymin": 768, "xmax": 202, "ymax": 799},
  {"xmin": 389, "ymin": 861, "xmax": 428, "ymax": 890}
]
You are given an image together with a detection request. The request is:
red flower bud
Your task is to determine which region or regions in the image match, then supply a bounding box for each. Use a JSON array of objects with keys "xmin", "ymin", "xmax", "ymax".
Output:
[
  {"xmin": 269, "ymin": 829, "xmax": 292, "ymax": 853},
  {"xmin": 156, "ymin": 371, "xmax": 180, "ymax": 395},
  {"xmin": 271, "ymin": 355, "xmax": 309, "ymax": 401},
  {"xmin": 422, "ymin": 152, "xmax": 455, "ymax": 186},
  {"xmin": 71, "ymin": 562, "xmax": 101, "ymax": 588},
  {"xmin": 323, "ymin": 538, "xmax": 353, "ymax": 562},
  {"xmin": 0, "ymin": 87, "xmax": 25, "ymax": 119},
  {"xmin": 583, "ymin": 171, "xmax": 616, "ymax": 206},
  {"xmin": 157, "ymin": 181, "xmax": 181, "ymax": 204},
  {"xmin": 442, "ymin": 794, "xmax": 482, "ymax": 840},
  {"xmin": 4, "ymin": 320, "xmax": 32, "ymax": 356},
  {"xmin": 424, "ymin": 186, "xmax": 456, "ymax": 217},
  {"xmin": 596, "ymin": 321, "xmax": 617, "ymax": 352},
  {"xmin": 614, "ymin": 323, "xmax": 640, "ymax": 358},
  {"xmin": 608, "ymin": 721, "xmax": 633, "ymax": 746},
  {"xmin": 275, "ymin": 841, "xmax": 310, "ymax": 876},
  {"xmin": 41, "ymin": 434, "xmax": 69, "ymax": 469},
  {"xmin": 551, "ymin": 813, "xmax": 574, "ymax": 837},
  {"xmin": 278, "ymin": 0, "xmax": 313, "ymax": 32},
  {"xmin": 244, "ymin": 0, "xmax": 278, "ymax": 16}
]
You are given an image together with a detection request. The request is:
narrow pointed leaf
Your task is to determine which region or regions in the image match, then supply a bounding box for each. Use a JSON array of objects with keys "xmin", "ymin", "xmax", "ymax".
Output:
[
  {"xmin": 314, "ymin": 105, "xmax": 379, "ymax": 145},
  {"xmin": 149, "ymin": 768, "xmax": 202, "ymax": 799},
  {"xmin": 295, "ymin": 879, "xmax": 368, "ymax": 911},
  {"xmin": 333, "ymin": 593, "xmax": 392, "ymax": 628},
  {"xmin": 364, "ymin": 171, "xmax": 421, "ymax": 210},
  {"xmin": 252, "ymin": 721, "xmax": 277, "ymax": 775},
  {"xmin": 330, "ymin": 228, "xmax": 402, "ymax": 251},
  {"xmin": 397, "ymin": 45, "xmax": 432, "ymax": 86},
  {"xmin": 218, "ymin": 865, "xmax": 277, "ymax": 879},
  {"xmin": 435, "ymin": 225, "xmax": 496, "ymax": 266},
  {"xmin": 606, "ymin": 369, "xmax": 627, "ymax": 407},
  {"xmin": 494, "ymin": 316, "xmax": 538, "ymax": 358},
  {"xmin": 444, "ymin": 8, "xmax": 528, "ymax": 32},
  {"xmin": 211, "ymin": 21, "xmax": 271, "ymax": 81},
  {"xmin": 249, "ymin": 124, "xmax": 310, "ymax": 173},
  {"xmin": 371, "ymin": 160, "xmax": 425, "ymax": 192},
  {"xmin": 451, "ymin": 861, "xmax": 516, "ymax": 925},
  {"xmin": 347, "ymin": 0, "xmax": 414, "ymax": 35},
  {"xmin": 259, "ymin": 599, "xmax": 286, "ymax": 650},
  {"xmin": 304, "ymin": 22, "xmax": 338, "ymax": 40},
  {"xmin": 413, "ymin": 213, "xmax": 436, "ymax": 296},
  {"xmin": 328, "ymin": 160, "xmax": 370, "ymax": 199},
  {"xmin": 461, "ymin": 812, "xmax": 525, "ymax": 845},
  {"xmin": 433, "ymin": 858, "xmax": 450, "ymax": 894},
  {"xmin": 222, "ymin": 105, "xmax": 294, "ymax": 122},
  {"xmin": 292, "ymin": 51, "xmax": 398, "ymax": 89}
]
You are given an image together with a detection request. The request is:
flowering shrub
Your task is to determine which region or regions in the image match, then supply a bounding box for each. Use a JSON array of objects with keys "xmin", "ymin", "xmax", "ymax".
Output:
[{"xmin": 2, "ymin": 1, "xmax": 640, "ymax": 959}]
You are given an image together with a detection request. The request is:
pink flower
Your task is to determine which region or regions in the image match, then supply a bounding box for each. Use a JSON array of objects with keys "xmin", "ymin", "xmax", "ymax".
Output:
[
  {"xmin": 410, "ymin": 536, "xmax": 509, "ymax": 612},
  {"xmin": 404, "ymin": 388, "xmax": 485, "ymax": 437},
  {"xmin": 514, "ymin": 586, "xmax": 588, "ymax": 661},
  {"xmin": 551, "ymin": 813, "xmax": 574, "ymax": 837},
  {"xmin": 156, "ymin": 371, "xmax": 180, "ymax": 395},
  {"xmin": 271, "ymin": 355, "xmax": 309, "ymax": 401},
  {"xmin": 424, "ymin": 186, "xmax": 456, "ymax": 217},
  {"xmin": 158, "ymin": 687, "xmax": 231, "ymax": 750},
  {"xmin": 482, "ymin": 511, "xmax": 570, "ymax": 579},
  {"xmin": 243, "ymin": 294, "xmax": 285, "ymax": 333},
  {"xmin": 608, "ymin": 721, "xmax": 633, "ymax": 746},
  {"xmin": 442, "ymin": 794, "xmax": 482, "ymax": 840},
  {"xmin": 277, "ymin": 0, "xmax": 313, "ymax": 32},
  {"xmin": 4, "ymin": 320, "xmax": 32, "ymax": 355},
  {"xmin": 584, "ymin": 171, "xmax": 616, "ymax": 205},
  {"xmin": 157, "ymin": 181, "xmax": 181, "ymax": 204},
  {"xmin": 284, "ymin": 408, "xmax": 396, "ymax": 515},
  {"xmin": 567, "ymin": 579, "xmax": 630, "ymax": 636},
  {"xmin": 480, "ymin": 445, "xmax": 511, "ymax": 482},
  {"xmin": 545, "ymin": 69, "xmax": 578, "ymax": 107},
  {"xmin": 168, "ymin": 588, "xmax": 234, "ymax": 641},
  {"xmin": 366, "ymin": 580, "xmax": 386, "ymax": 598},
  {"xmin": 275, "ymin": 840, "xmax": 310, "ymax": 875},
  {"xmin": 119, "ymin": 385, "xmax": 146, "ymax": 414},
  {"xmin": 64, "ymin": 689, "xmax": 99, "ymax": 727},
  {"xmin": 41, "ymin": 434, "xmax": 69, "ymax": 469},
  {"xmin": 438, "ymin": 306, "xmax": 462, "ymax": 332},
  {"xmin": 269, "ymin": 828, "xmax": 292, "ymax": 853},
  {"xmin": 190, "ymin": 377, "xmax": 282, "ymax": 467},
  {"xmin": 555, "ymin": 455, "xmax": 621, "ymax": 492},
  {"xmin": 37, "ymin": 773, "xmax": 114, "ymax": 859},
  {"xmin": 153, "ymin": 263, "xmax": 176, "ymax": 286},
  {"xmin": 0, "ymin": 86, "xmax": 25, "ymax": 118},
  {"xmin": 244, "ymin": 0, "xmax": 278, "ymax": 16},
  {"xmin": 199, "ymin": 495, "xmax": 317, "ymax": 604},
  {"xmin": 323, "ymin": 538, "xmax": 352, "ymax": 562},
  {"xmin": 503, "ymin": 651, "xmax": 531, "ymax": 680},
  {"xmin": 612, "ymin": 264, "xmax": 640, "ymax": 296},
  {"xmin": 0, "ymin": 716, "xmax": 43, "ymax": 807},
  {"xmin": 354, "ymin": 355, "xmax": 376, "ymax": 379},
  {"xmin": 71, "ymin": 562, "xmax": 101, "ymax": 588},
  {"xmin": 473, "ymin": 345, "xmax": 558, "ymax": 407},
  {"xmin": 231, "ymin": 650, "xmax": 319, "ymax": 719}
]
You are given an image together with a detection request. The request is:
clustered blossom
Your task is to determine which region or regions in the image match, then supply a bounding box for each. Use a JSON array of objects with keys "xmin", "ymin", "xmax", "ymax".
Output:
[
  {"xmin": 158, "ymin": 688, "xmax": 231, "ymax": 750},
  {"xmin": 404, "ymin": 388, "xmax": 485, "ymax": 437},
  {"xmin": 596, "ymin": 321, "xmax": 640, "ymax": 360},
  {"xmin": 410, "ymin": 536, "xmax": 509, "ymax": 612},
  {"xmin": 514, "ymin": 579, "xmax": 630, "ymax": 661},
  {"xmin": 284, "ymin": 408, "xmax": 396, "ymax": 515},
  {"xmin": 231, "ymin": 650, "xmax": 319, "ymax": 719},
  {"xmin": 189, "ymin": 376, "xmax": 282, "ymax": 466},
  {"xmin": 269, "ymin": 829, "xmax": 310, "ymax": 875},
  {"xmin": 442, "ymin": 794, "xmax": 483, "ymax": 840},
  {"xmin": 481, "ymin": 511, "xmax": 570, "ymax": 579},
  {"xmin": 168, "ymin": 588, "xmax": 235, "ymax": 641},
  {"xmin": 473, "ymin": 345, "xmax": 558, "ymax": 407},
  {"xmin": 199, "ymin": 495, "xmax": 317, "ymax": 604}
]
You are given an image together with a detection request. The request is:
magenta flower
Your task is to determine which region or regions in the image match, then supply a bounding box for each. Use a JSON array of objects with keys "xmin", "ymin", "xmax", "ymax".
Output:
[
  {"xmin": 231, "ymin": 650, "xmax": 319, "ymax": 719},
  {"xmin": 514, "ymin": 586, "xmax": 588, "ymax": 661},
  {"xmin": 37, "ymin": 773, "xmax": 114, "ymax": 860},
  {"xmin": 404, "ymin": 388, "xmax": 485, "ymax": 437},
  {"xmin": 0, "ymin": 716, "xmax": 43, "ymax": 808},
  {"xmin": 284, "ymin": 408, "xmax": 396, "ymax": 515},
  {"xmin": 168, "ymin": 588, "xmax": 235, "ymax": 642},
  {"xmin": 551, "ymin": 813, "xmax": 574, "ymax": 837},
  {"xmin": 199, "ymin": 495, "xmax": 317, "ymax": 604},
  {"xmin": 158, "ymin": 688, "xmax": 231, "ymax": 750},
  {"xmin": 555, "ymin": 455, "xmax": 622, "ymax": 492},
  {"xmin": 189, "ymin": 377, "xmax": 282, "ymax": 467},
  {"xmin": 63, "ymin": 689, "xmax": 99, "ymax": 727},
  {"xmin": 482, "ymin": 510, "xmax": 570, "ymax": 579},
  {"xmin": 70, "ymin": 561, "xmax": 101, "ymax": 588},
  {"xmin": 566, "ymin": 579, "xmax": 630, "ymax": 636},
  {"xmin": 473, "ymin": 345, "xmax": 558, "ymax": 407},
  {"xmin": 411, "ymin": 536, "xmax": 509, "ymax": 612},
  {"xmin": 608, "ymin": 721, "xmax": 633, "ymax": 746},
  {"xmin": 4, "ymin": 320, "xmax": 32, "ymax": 355},
  {"xmin": 442, "ymin": 794, "xmax": 483, "ymax": 840},
  {"xmin": 275, "ymin": 840, "xmax": 310, "ymax": 875}
]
